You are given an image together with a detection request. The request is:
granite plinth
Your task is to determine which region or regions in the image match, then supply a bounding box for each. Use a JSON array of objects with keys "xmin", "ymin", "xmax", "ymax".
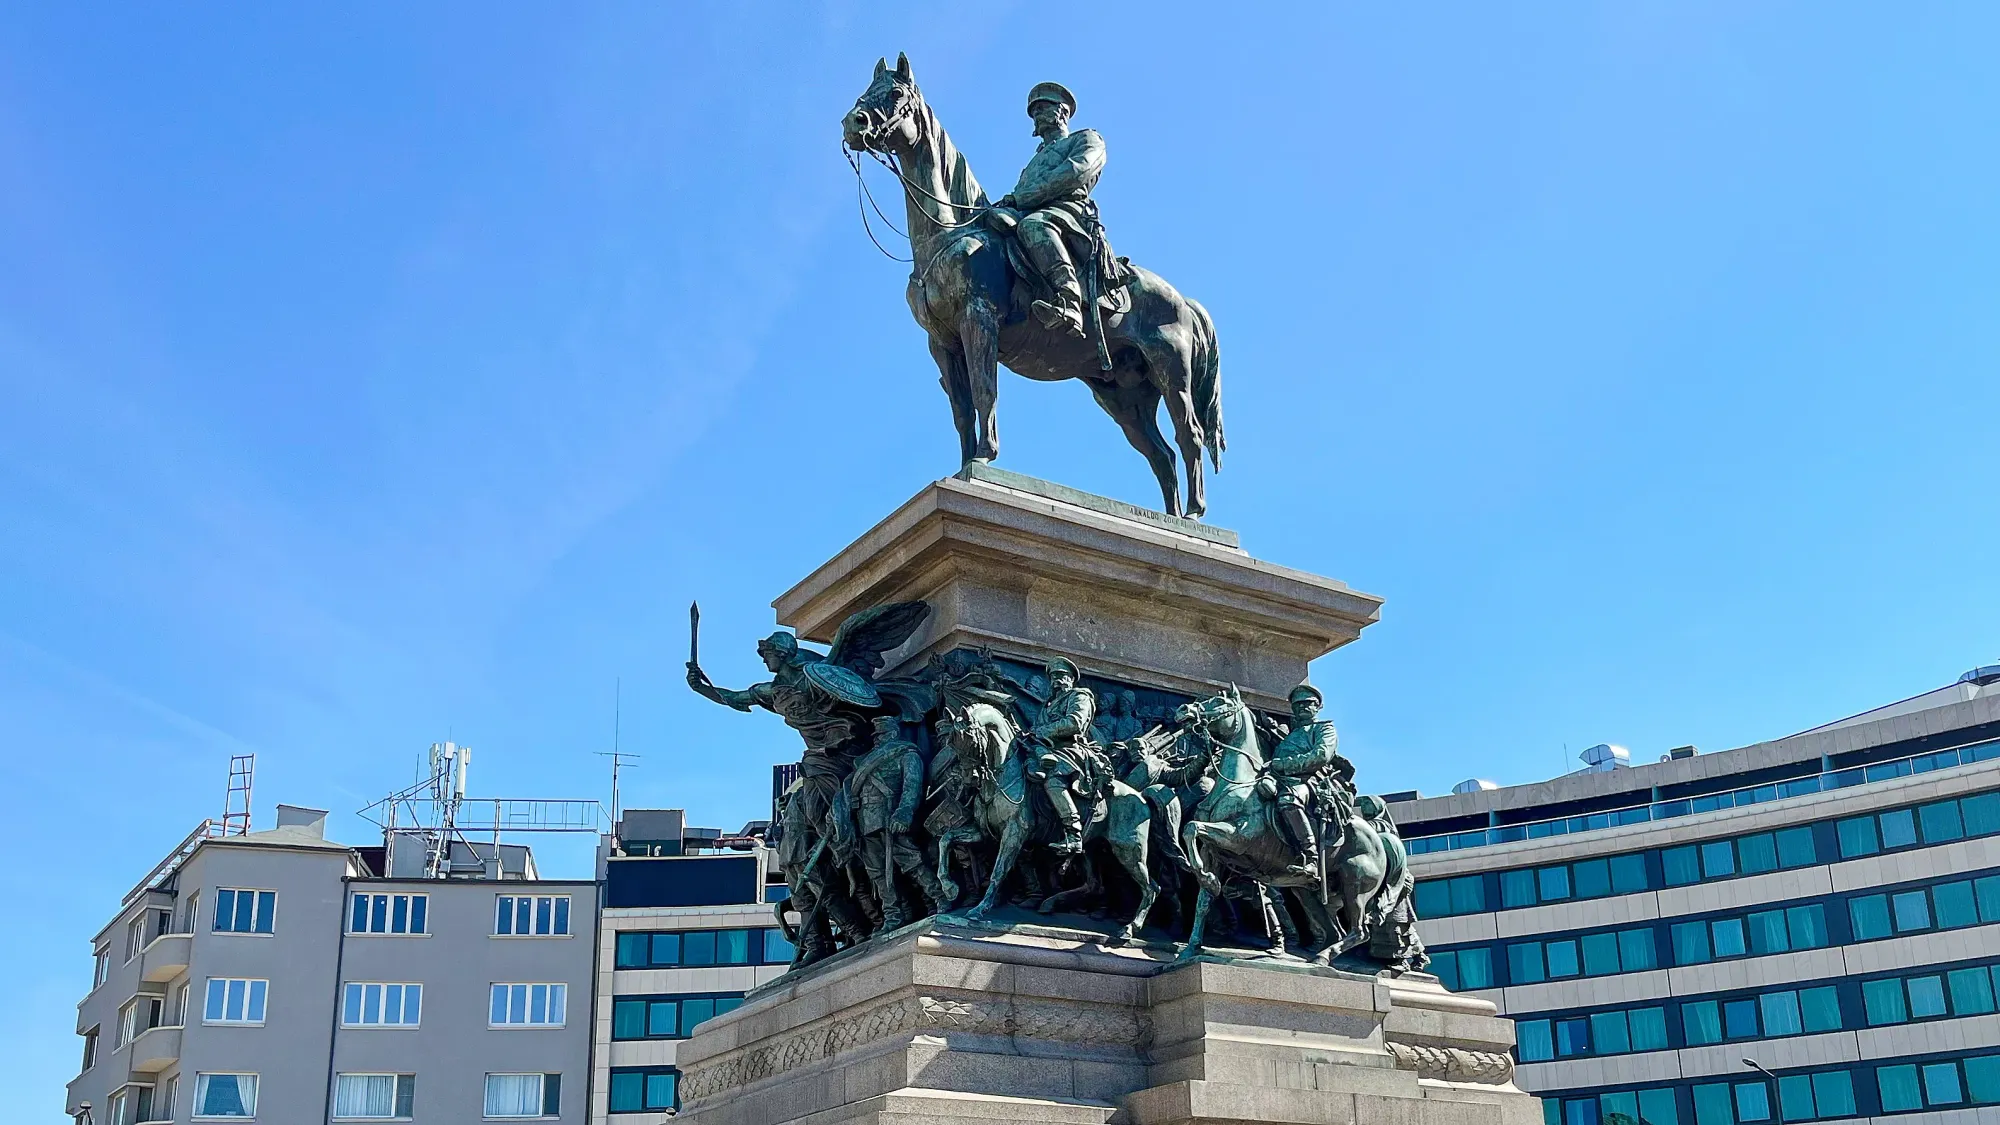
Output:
[
  {"xmin": 672, "ymin": 921, "xmax": 1539, "ymax": 1125},
  {"xmin": 773, "ymin": 472, "xmax": 1383, "ymax": 711}
]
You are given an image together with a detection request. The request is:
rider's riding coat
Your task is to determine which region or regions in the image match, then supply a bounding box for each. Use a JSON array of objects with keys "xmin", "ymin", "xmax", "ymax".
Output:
[
  {"xmin": 1006, "ymin": 129, "xmax": 1124, "ymax": 310},
  {"xmin": 1266, "ymin": 719, "xmax": 1354, "ymax": 811},
  {"xmin": 1027, "ymin": 683, "xmax": 1105, "ymax": 792}
]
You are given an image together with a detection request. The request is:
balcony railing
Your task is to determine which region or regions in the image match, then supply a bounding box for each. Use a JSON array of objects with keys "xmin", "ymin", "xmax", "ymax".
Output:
[{"xmin": 1405, "ymin": 736, "xmax": 2000, "ymax": 855}]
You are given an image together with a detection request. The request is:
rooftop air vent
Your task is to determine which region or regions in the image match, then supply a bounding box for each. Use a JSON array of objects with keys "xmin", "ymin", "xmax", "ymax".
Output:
[
  {"xmin": 1452, "ymin": 778, "xmax": 1499, "ymax": 795},
  {"xmin": 1579, "ymin": 743, "xmax": 1631, "ymax": 772},
  {"xmin": 1667, "ymin": 745, "xmax": 1699, "ymax": 761}
]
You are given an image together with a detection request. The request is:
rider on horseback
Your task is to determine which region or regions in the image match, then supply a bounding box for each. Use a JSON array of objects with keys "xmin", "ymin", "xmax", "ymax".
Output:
[
  {"xmin": 1022, "ymin": 656, "xmax": 1107, "ymax": 854},
  {"xmin": 984, "ymin": 82, "xmax": 1124, "ymax": 340},
  {"xmin": 1257, "ymin": 682, "xmax": 1356, "ymax": 880}
]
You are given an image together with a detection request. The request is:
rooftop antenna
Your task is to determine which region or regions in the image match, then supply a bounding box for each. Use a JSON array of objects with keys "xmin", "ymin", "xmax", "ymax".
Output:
[
  {"xmin": 220, "ymin": 754, "xmax": 254, "ymax": 837},
  {"xmin": 596, "ymin": 679, "xmax": 641, "ymax": 836}
]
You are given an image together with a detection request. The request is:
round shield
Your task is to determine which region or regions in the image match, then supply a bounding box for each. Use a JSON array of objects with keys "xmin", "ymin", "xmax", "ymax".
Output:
[{"xmin": 800, "ymin": 659, "xmax": 882, "ymax": 708}]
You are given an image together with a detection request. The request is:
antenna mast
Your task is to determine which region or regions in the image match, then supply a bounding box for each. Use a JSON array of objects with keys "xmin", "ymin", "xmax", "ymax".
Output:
[{"xmin": 220, "ymin": 754, "xmax": 255, "ymax": 836}]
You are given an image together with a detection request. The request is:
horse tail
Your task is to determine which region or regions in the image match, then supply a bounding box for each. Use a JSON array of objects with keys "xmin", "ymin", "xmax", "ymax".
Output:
[{"xmin": 1188, "ymin": 297, "xmax": 1224, "ymax": 471}]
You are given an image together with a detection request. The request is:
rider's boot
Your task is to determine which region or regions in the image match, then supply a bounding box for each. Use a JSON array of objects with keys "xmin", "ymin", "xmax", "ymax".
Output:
[
  {"xmin": 1044, "ymin": 780, "xmax": 1085, "ymax": 854},
  {"xmin": 1031, "ymin": 263, "xmax": 1088, "ymax": 338},
  {"xmin": 1278, "ymin": 803, "xmax": 1320, "ymax": 880}
]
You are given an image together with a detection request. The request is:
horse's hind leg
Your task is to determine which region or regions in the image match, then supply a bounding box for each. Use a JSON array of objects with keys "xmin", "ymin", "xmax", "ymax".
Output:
[
  {"xmin": 929, "ymin": 338, "xmax": 976, "ymax": 466},
  {"xmin": 1089, "ymin": 380, "xmax": 1180, "ymax": 517},
  {"xmin": 961, "ymin": 299, "xmax": 1002, "ymax": 462}
]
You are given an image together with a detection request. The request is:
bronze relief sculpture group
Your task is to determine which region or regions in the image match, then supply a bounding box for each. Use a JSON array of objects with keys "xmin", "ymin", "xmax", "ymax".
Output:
[{"xmin": 688, "ymin": 602, "xmax": 1428, "ymax": 975}]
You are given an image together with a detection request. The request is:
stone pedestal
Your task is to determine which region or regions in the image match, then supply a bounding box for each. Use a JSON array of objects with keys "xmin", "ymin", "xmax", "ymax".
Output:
[
  {"xmin": 673, "ymin": 921, "xmax": 1538, "ymax": 1125},
  {"xmin": 774, "ymin": 466, "xmax": 1384, "ymax": 711}
]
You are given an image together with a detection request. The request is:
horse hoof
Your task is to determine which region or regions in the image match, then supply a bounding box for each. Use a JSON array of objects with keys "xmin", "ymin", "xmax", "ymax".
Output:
[{"xmin": 1109, "ymin": 927, "xmax": 1138, "ymax": 947}]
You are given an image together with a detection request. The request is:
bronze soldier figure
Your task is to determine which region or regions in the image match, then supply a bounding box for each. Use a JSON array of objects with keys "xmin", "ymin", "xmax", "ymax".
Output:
[
  {"xmin": 848, "ymin": 715, "xmax": 944, "ymax": 929},
  {"xmin": 985, "ymin": 82, "xmax": 1115, "ymax": 340},
  {"xmin": 1259, "ymin": 682, "xmax": 1355, "ymax": 879},
  {"xmin": 1022, "ymin": 656, "xmax": 1103, "ymax": 854}
]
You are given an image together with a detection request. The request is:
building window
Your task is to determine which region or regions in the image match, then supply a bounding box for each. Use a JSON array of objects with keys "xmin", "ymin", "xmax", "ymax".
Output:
[
  {"xmin": 609, "ymin": 1067, "xmax": 679, "ymax": 1114},
  {"xmin": 212, "ymin": 889, "xmax": 275, "ymax": 935},
  {"xmin": 611, "ymin": 993, "xmax": 744, "ymax": 1040},
  {"xmin": 204, "ymin": 978, "xmax": 269, "ymax": 1025},
  {"xmin": 1544, "ymin": 1086, "xmax": 1679, "ymax": 1125},
  {"xmin": 349, "ymin": 893, "xmax": 428, "ymax": 935},
  {"xmin": 160, "ymin": 1074, "xmax": 179, "ymax": 1121},
  {"xmin": 342, "ymin": 982, "xmax": 422, "ymax": 1027},
  {"xmin": 495, "ymin": 895, "xmax": 570, "ymax": 936},
  {"xmin": 94, "ymin": 945, "xmax": 111, "ymax": 989},
  {"xmin": 334, "ymin": 1073, "xmax": 416, "ymax": 1120},
  {"xmin": 80, "ymin": 1026, "xmax": 98, "ymax": 1072},
  {"xmin": 193, "ymin": 1072, "xmax": 259, "ymax": 1118},
  {"xmin": 613, "ymin": 926, "xmax": 792, "ymax": 968},
  {"xmin": 1414, "ymin": 875, "xmax": 1486, "ymax": 917},
  {"xmin": 489, "ymin": 983, "xmax": 567, "ymax": 1027},
  {"xmin": 1429, "ymin": 947, "xmax": 1493, "ymax": 991},
  {"xmin": 120, "ymin": 995, "xmax": 164, "ymax": 1046},
  {"xmin": 126, "ymin": 915, "xmax": 148, "ymax": 961},
  {"xmin": 483, "ymin": 1073, "xmax": 560, "ymax": 1118}
]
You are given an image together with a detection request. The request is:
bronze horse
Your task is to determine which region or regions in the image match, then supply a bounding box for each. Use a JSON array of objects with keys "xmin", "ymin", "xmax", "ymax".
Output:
[{"xmin": 842, "ymin": 55, "xmax": 1224, "ymax": 518}]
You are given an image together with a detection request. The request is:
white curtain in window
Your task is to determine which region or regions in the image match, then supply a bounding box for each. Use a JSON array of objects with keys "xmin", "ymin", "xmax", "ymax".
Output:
[
  {"xmin": 196, "ymin": 1073, "xmax": 257, "ymax": 1117},
  {"xmin": 484, "ymin": 1073, "xmax": 542, "ymax": 1117},
  {"xmin": 335, "ymin": 1074, "xmax": 395, "ymax": 1118}
]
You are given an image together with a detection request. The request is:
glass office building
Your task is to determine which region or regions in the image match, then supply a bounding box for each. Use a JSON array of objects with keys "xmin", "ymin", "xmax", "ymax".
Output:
[{"xmin": 1392, "ymin": 669, "xmax": 2000, "ymax": 1125}]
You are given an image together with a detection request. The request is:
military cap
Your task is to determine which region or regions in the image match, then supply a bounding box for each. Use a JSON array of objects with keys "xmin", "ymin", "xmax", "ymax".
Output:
[
  {"xmin": 1288, "ymin": 682, "xmax": 1324, "ymax": 707},
  {"xmin": 1045, "ymin": 655, "xmax": 1081, "ymax": 680},
  {"xmin": 1026, "ymin": 81, "xmax": 1076, "ymax": 116}
]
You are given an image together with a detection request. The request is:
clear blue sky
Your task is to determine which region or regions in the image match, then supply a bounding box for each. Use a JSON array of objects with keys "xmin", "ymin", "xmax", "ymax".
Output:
[{"xmin": 6, "ymin": 6, "xmax": 1996, "ymax": 1110}]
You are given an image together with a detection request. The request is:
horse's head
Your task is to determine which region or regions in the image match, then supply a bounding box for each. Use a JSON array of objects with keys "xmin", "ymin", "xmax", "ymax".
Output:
[
  {"xmin": 1176, "ymin": 683, "xmax": 1255, "ymax": 751},
  {"xmin": 842, "ymin": 53, "xmax": 922, "ymax": 155}
]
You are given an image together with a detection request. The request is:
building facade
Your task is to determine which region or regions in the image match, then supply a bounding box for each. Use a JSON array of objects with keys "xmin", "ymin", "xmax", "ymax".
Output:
[
  {"xmin": 1395, "ymin": 673, "xmax": 2000, "ymax": 1125},
  {"xmin": 589, "ymin": 810, "xmax": 792, "ymax": 1124},
  {"xmin": 68, "ymin": 804, "xmax": 599, "ymax": 1124}
]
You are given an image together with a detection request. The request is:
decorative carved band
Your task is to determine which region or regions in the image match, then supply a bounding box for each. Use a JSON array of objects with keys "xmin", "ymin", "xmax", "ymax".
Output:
[
  {"xmin": 1385, "ymin": 1041, "xmax": 1515, "ymax": 1085},
  {"xmin": 680, "ymin": 992, "xmax": 1148, "ymax": 1104}
]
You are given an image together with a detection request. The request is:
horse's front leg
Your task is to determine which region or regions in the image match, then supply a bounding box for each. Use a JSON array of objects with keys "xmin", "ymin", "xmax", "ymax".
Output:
[
  {"xmin": 928, "ymin": 337, "xmax": 977, "ymax": 466},
  {"xmin": 968, "ymin": 809, "xmax": 1028, "ymax": 921},
  {"xmin": 961, "ymin": 297, "xmax": 1002, "ymax": 462},
  {"xmin": 1181, "ymin": 820, "xmax": 1226, "ymax": 895},
  {"xmin": 1176, "ymin": 884, "xmax": 1216, "ymax": 963}
]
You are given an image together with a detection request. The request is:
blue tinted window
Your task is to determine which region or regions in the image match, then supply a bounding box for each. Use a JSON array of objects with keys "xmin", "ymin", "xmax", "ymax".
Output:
[
  {"xmin": 1760, "ymin": 991, "xmax": 1802, "ymax": 1037},
  {"xmin": 1735, "ymin": 1082, "xmax": 1771, "ymax": 1123},
  {"xmin": 1863, "ymin": 979, "xmax": 1907, "ymax": 1025},
  {"xmin": 764, "ymin": 927, "xmax": 796, "ymax": 965},
  {"xmin": 1922, "ymin": 1063, "xmax": 1964, "ymax": 1105},
  {"xmin": 1747, "ymin": 910, "xmax": 1788, "ymax": 955},
  {"xmin": 1457, "ymin": 947, "xmax": 1494, "ymax": 989},
  {"xmin": 1639, "ymin": 1087, "xmax": 1679, "ymax": 1125},
  {"xmin": 1949, "ymin": 967, "xmax": 1996, "ymax": 1015},
  {"xmin": 1501, "ymin": 869, "xmax": 1538, "ymax": 908},
  {"xmin": 1908, "ymin": 975, "xmax": 1948, "ymax": 1019},
  {"xmin": 1539, "ymin": 867, "xmax": 1572, "ymax": 901},
  {"xmin": 1610, "ymin": 854, "xmax": 1648, "ymax": 893},
  {"xmin": 1450, "ymin": 876, "xmax": 1486, "ymax": 914},
  {"xmin": 1546, "ymin": 940, "xmax": 1581, "ymax": 979},
  {"xmin": 1517, "ymin": 1019, "xmax": 1553, "ymax": 1062},
  {"xmin": 1673, "ymin": 922, "xmax": 1712, "ymax": 965},
  {"xmin": 1574, "ymin": 860, "xmax": 1612, "ymax": 899},
  {"xmin": 1892, "ymin": 891, "xmax": 1932, "ymax": 932},
  {"xmin": 1880, "ymin": 809, "xmax": 1918, "ymax": 848},
  {"xmin": 1509, "ymin": 943, "xmax": 1546, "ymax": 984},
  {"xmin": 1878, "ymin": 1065, "xmax": 1922, "ymax": 1113},
  {"xmin": 1963, "ymin": 792, "xmax": 2000, "ymax": 837},
  {"xmin": 1711, "ymin": 918, "xmax": 1747, "ymax": 958},
  {"xmin": 1684, "ymin": 1000, "xmax": 1722, "ymax": 1046},
  {"xmin": 717, "ymin": 929, "xmax": 751, "ymax": 965},
  {"xmin": 683, "ymin": 930, "xmax": 717, "ymax": 965},
  {"xmin": 1776, "ymin": 1076, "xmax": 1814, "ymax": 1123},
  {"xmin": 1850, "ymin": 895, "xmax": 1892, "ymax": 940},
  {"xmin": 1414, "ymin": 881, "xmax": 1451, "ymax": 918},
  {"xmin": 1555, "ymin": 1017, "xmax": 1589, "ymax": 1057},
  {"xmin": 1693, "ymin": 1083, "xmax": 1734, "ymax": 1125},
  {"xmin": 1738, "ymin": 834, "xmax": 1778, "ymax": 874},
  {"xmin": 1567, "ymin": 1098, "xmax": 1600, "ymax": 1125},
  {"xmin": 1979, "ymin": 876, "xmax": 2000, "ymax": 923},
  {"xmin": 1966, "ymin": 1055, "xmax": 2000, "ymax": 1104},
  {"xmin": 1590, "ymin": 1011, "xmax": 1630, "ymax": 1054},
  {"xmin": 1811, "ymin": 1072, "xmax": 1854, "ymax": 1119},
  {"xmin": 1799, "ymin": 986, "xmax": 1842, "ymax": 1032},
  {"xmin": 1775, "ymin": 827, "xmax": 1816, "ymax": 867},
  {"xmin": 1920, "ymin": 801, "xmax": 1965, "ymax": 843},
  {"xmin": 1786, "ymin": 905, "xmax": 1827, "ymax": 949},
  {"xmin": 1630, "ymin": 1007, "xmax": 1669, "ymax": 1051},
  {"xmin": 651, "ymin": 933, "xmax": 682, "ymax": 965},
  {"xmin": 1663, "ymin": 847, "xmax": 1701, "ymax": 886},
  {"xmin": 1836, "ymin": 817, "xmax": 1879, "ymax": 858},
  {"xmin": 1723, "ymin": 999, "xmax": 1759, "ymax": 1039},
  {"xmin": 1619, "ymin": 928, "xmax": 1658, "ymax": 971},
  {"xmin": 1934, "ymin": 881, "xmax": 1978, "ymax": 928},
  {"xmin": 1701, "ymin": 841, "xmax": 1736, "ymax": 878},
  {"xmin": 1581, "ymin": 932, "xmax": 1620, "ymax": 976},
  {"xmin": 609, "ymin": 1071, "xmax": 643, "ymax": 1113}
]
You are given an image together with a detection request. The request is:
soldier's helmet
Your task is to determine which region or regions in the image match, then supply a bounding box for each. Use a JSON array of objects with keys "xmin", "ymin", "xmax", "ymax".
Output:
[
  {"xmin": 1026, "ymin": 81, "xmax": 1077, "ymax": 117},
  {"xmin": 1288, "ymin": 682, "xmax": 1324, "ymax": 708},
  {"xmin": 1045, "ymin": 655, "xmax": 1081, "ymax": 681},
  {"xmin": 757, "ymin": 631, "xmax": 799, "ymax": 657}
]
